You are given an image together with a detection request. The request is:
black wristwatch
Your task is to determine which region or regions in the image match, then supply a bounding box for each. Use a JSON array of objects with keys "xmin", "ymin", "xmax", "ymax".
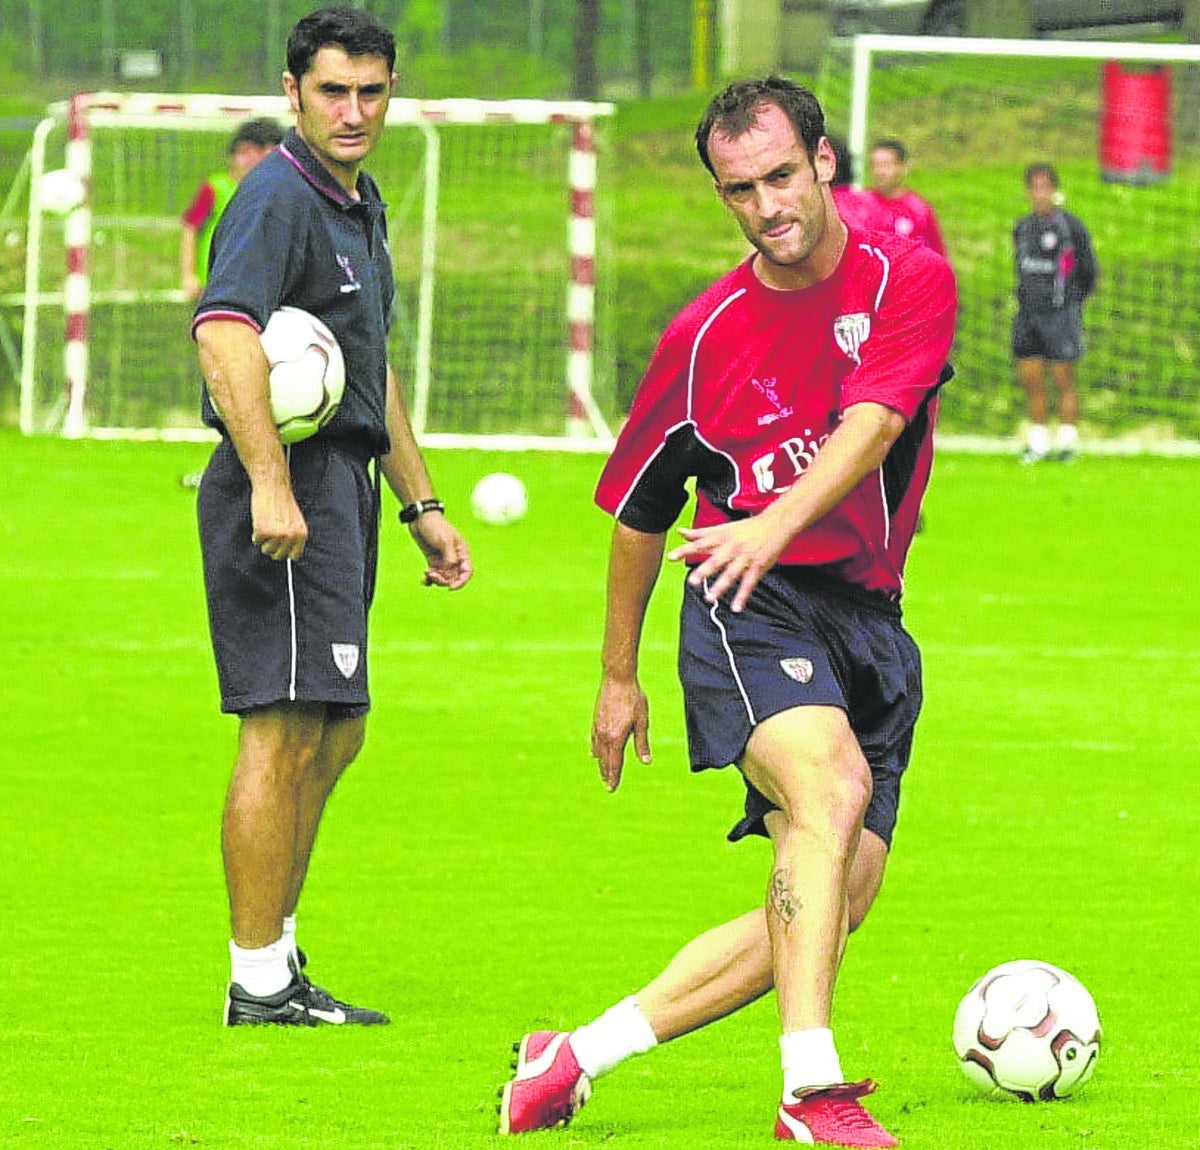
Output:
[{"xmin": 398, "ymin": 498, "xmax": 445, "ymax": 524}]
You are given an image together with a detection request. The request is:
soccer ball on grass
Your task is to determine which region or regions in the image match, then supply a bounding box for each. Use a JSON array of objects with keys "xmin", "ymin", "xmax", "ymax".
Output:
[
  {"xmin": 471, "ymin": 472, "xmax": 528, "ymax": 525},
  {"xmin": 953, "ymin": 959, "xmax": 1101, "ymax": 1102},
  {"xmin": 260, "ymin": 306, "xmax": 345, "ymax": 444}
]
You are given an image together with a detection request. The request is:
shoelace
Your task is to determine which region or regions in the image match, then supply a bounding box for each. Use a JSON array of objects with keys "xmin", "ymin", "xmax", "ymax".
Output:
[
  {"xmin": 814, "ymin": 1096, "xmax": 884, "ymax": 1133},
  {"xmin": 303, "ymin": 981, "xmax": 345, "ymax": 1010}
]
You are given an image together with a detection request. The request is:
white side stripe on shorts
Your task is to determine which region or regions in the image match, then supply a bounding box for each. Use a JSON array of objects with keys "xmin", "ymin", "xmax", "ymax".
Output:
[
  {"xmin": 284, "ymin": 443, "xmax": 298, "ymax": 702},
  {"xmin": 704, "ymin": 580, "xmax": 756, "ymax": 726},
  {"xmin": 285, "ymin": 557, "xmax": 298, "ymax": 702}
]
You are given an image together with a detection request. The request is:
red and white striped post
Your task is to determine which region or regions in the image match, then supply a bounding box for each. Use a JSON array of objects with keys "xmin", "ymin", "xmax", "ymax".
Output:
[
  {"xmin": 566, "ymin": 119, "xmax": 598, "ymax": 438},
  {"xmin": 62, "ymin": 93, "xmax": 92, "ymax": 438}
]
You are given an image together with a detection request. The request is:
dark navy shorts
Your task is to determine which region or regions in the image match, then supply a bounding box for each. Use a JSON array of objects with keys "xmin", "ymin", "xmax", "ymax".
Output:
[
  {"xmin": 197, "ymin": 437, "xmax": 379, "ymax": 717},
  {"xmin": 1012, "ymin": 304, "xmax": 1085, "ymax": 362},
  {"xmin": 678, "ymin": 566, "xmax": 923, "ymax": 848}
]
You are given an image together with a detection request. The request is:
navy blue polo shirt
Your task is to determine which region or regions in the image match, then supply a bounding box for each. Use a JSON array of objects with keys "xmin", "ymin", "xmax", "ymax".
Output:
[{"xmin": 193, "ymin": 128, "xmax": 395, "ymax": 455}]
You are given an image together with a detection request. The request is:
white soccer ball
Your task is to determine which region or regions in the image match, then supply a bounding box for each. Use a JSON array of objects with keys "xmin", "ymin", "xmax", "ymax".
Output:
[
  {"xmin": 471, "ymin": 472, "xmax": 528, "ymax": 525},
  {"xmin": 38, "ymin": 168, "xmax": 86, "ymax": 215},
  {"xmin": 953, "ymin": 959, "xmax": 1102, "ymax": 1102},
  {"xmin": 259, "ymin": 306, "xmax": 346, "ymax": 444}
]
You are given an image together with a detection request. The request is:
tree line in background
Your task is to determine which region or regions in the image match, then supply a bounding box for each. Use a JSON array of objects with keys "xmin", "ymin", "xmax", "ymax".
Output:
[{"xmin": 0, "ymin": 0, "xmax": 688, "ymax": 99}]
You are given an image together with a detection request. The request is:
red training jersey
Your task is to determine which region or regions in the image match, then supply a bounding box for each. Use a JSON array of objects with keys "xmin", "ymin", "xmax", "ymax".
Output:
[
  {"xmin": 181, "ymin": 180, "xmax": 218, "ymax": 229},
  {"xmin": 862, "ymin": 188, "xmax": 947, "ymax": 258},
  {"xmin": 595, "ymin": 230, "xmax": 957, "ymax": 599},
  {"xmin": 831, "ymin": 185, "xmax": 893, "ymax": 233}
]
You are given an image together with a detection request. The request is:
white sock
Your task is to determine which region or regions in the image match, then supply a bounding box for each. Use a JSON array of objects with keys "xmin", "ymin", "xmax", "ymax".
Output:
[
  {"xmin": 282, "ymin": 914, "xmax": 299, "ymax": 964},
  {"xmin": 570, "ymin": 996, "xmax": 659, "ymax": 1079},
  {"xmin": 229, "ymin": 936, "xmax": 293, "ymax": 998},
  {"xmin": 780, "ymin": 1027, "xmax": 843, "ymax": 1100},
  {"xmin": 1056, "ymin": 423, "xmax": 1079, "ymax": 451},
  {"xmin": 1027, "ymin": 423, "xmax": 1052, "ymax": 456}
]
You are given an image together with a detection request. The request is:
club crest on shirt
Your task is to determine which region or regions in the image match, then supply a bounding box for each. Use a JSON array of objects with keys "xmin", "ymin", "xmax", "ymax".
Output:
[
  {"xmin": 336, "ymin": 253, "xmax": 362, "ymax": 294},
  {"xmin": 752, "ymin": 376, "xmax": 794, "ymax": 427},
  {"xmin": 780, "ymin": 656, "xmax": 814, "ymax": 684},
  {"xmin": 331, "ymin": 643, "xmax": 360, "ymax": 679},
  {"xmin": 833, "ymin": 312, "xmax": 871, "ymax": 365}
]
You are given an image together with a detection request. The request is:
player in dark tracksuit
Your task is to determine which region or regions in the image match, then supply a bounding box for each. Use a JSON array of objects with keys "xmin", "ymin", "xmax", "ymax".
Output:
[{"xmin": 1012, "ymin": 162, "xmax": 1097, "ymax": 462}]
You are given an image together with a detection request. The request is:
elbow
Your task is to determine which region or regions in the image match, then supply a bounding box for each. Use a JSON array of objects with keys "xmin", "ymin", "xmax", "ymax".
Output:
[{"xmin": 858, "ymin": 405, "xmax": 908, "ymax": 463}]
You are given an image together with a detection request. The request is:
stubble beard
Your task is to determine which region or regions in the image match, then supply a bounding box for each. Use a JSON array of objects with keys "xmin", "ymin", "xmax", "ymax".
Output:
[{"xmin": 752, "ymin": 206, "xmax": 824, "ymax": 272}]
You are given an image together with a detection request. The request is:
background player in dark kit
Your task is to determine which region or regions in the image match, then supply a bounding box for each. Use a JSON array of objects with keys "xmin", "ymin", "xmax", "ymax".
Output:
[
  {"xmin": 499, "ymin": 77, "xmax": 955, "ymax": 1147},
  {"xmin": 193, "ymin": 6, "xmax": 471, "ymax": 1027},
  {"xmin": 1012, "ymin": 162, "xmax": 1098, "ymax": 462}
]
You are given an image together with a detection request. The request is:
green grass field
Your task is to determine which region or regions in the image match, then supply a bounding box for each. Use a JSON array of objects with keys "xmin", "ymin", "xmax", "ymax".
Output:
[{"xmin": 1, "ymin": 431, "xmax": 1198, "ymax": 1149}]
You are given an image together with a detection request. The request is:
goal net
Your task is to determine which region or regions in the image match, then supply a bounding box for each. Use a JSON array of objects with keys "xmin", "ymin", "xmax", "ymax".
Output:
[
  {"xmin": 17, "ymin": 92, "xmax": 617, "ymax": 449},
  {"xmin": 816, "ymin": 35, "xmax": 1200, "ymax": 453}
]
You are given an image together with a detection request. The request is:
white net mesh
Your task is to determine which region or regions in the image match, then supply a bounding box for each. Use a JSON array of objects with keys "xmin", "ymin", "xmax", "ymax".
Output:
[{"xmin": 817, "ymin": 36, "xmax": 1200, "ymax": 451}]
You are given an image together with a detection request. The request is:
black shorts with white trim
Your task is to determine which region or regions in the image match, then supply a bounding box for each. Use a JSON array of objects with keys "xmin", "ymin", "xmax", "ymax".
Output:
[
  {"xmin": 678, "ymin": 565, "xmax": 922, "ymax": 847},
  {"xmin": 198, "ymin": 436, "xmax": 378, "ymax": 718}
]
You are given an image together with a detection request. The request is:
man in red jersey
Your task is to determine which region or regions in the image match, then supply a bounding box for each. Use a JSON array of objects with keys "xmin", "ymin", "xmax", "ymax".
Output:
[
  {"xmin": 829, "ymin": 135, "xmax": 892, "ymax": 233},
  {"xmin": 864, "ymin": 138, "xmax": 948, "ymax": 259},
  {"xmin": 498, "ymin": 77, "xmax": 955, "ymax": 1148}
]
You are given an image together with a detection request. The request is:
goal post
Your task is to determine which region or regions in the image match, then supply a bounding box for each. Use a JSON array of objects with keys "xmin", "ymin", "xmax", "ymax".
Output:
[
  {"xmin": 831, "ymin": 34, "xmax": 1200, "ymax": 454},
  {"xmin": 16, "ymin": 92, "xmax": 617, "ymax": 450}
]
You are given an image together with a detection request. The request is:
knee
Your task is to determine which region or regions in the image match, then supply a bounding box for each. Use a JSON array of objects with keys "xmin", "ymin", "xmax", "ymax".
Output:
[
  {"xmin": 774, "ymin": 758, "xmax": 872, "ymax": 847},
  {"xmin": 310, "ymin": 717, "xmax": 367, "ymax": 786},
  {"xmin": 746, "ymin": 709, "xmax": 872, "ymax": 848},
  {"xmin": 237, "ymin": 708, "xmax": 324, "ymax": 781},
  {"xmin": 819, "ymin": 741, "xmax": 873, "ymax": 826}
]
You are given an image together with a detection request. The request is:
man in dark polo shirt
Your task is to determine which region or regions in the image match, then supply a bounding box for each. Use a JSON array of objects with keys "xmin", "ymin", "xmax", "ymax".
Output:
[{"xmin": 193, "ymin": 5, "xmax": 472, "ymax": 1027}]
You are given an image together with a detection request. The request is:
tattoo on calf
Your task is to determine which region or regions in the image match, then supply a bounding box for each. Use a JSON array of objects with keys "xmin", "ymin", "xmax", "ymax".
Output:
[{"xmin": 769, "ymin": 868, "xmax": 803, "ymax": 924}]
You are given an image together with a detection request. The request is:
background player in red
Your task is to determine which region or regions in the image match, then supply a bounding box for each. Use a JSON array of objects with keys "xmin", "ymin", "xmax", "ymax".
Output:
[
  {"xmin": 864, "ymin": 137, "xmax": 947, "ymax": 259},
  {"xmin": 829, "ymin": 134, "xmax": 891, "ymax": 232},
  {"xmin": 180, "ymin": 117, "xmax": 284, "ymax": 302},
  {"xmin": 499, "ymin": 77, "xmax": 956, "ymax": 1148}
]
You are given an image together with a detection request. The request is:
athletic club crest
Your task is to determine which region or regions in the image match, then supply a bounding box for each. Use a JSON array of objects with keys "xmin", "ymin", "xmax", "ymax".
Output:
[
  {"xmin": 833, "ymin": 312, "xmax": 871, "ymax": 365},
  {"xmin": 780, "ymin": 657, "xmax": 814, "ymax": 684},
  {"xmin": 331, "ymin": 643, "xmax": 360, "ymax": 679},
  {"xmin": 336, "ymin": 253, "xmax": 362, "ymax": 294}
]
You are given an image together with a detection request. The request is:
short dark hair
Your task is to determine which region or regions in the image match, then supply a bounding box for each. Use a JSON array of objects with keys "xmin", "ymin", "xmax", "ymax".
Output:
[
  {"xmin": 871, "ymin": 138, "xmax": 907, "ymax": 163},
  {"xmin": 1024, "ymin": 161, "xmax": 1060, "ymax": 188},
  {"xmin": 230, "ymin": 118, "xmax": 284, "ymax": 153},
  {"xmin": 695, "ymin": 76, "xmax": 825, "ymax": 177},
  {"xmin": 286, "ymin": 5, "xmax": 396, "ymax": 81},
  {"xmin": 828, "ymin": 134, "xmax": 854, "ymax": 187}
]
